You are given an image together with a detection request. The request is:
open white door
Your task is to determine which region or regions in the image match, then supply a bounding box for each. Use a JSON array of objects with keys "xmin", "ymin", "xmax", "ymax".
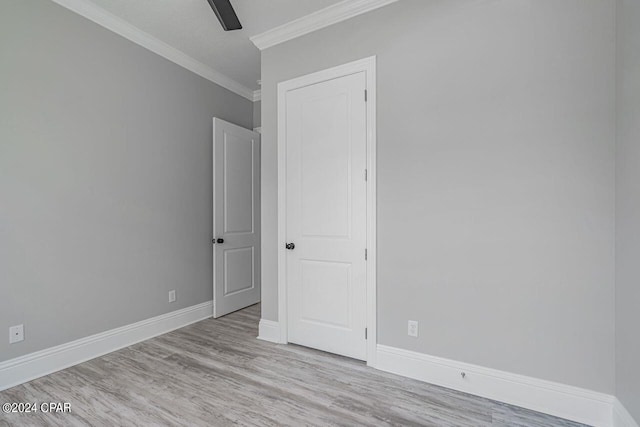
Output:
[
  {"xmin": 213, "ymin": 118, "xmax": 261, "ymax": 318},
  {"xmin": 284, "ymin": 72, "xmax": 368, "ymax": 360}
]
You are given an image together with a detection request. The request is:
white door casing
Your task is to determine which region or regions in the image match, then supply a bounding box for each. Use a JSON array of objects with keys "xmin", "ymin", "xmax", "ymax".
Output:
[
  {"xmin": 277, "ymin": 57, "xmax": 377, "ymax": 364},
  {"xmin": 213, "ymin": 118, "xmax": 261, "ymax": 318}
]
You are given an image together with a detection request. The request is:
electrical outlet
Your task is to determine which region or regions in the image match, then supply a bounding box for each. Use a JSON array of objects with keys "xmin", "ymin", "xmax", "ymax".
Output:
[
  {"xmin": 408, "ymin": 320, "xmax": 418, "ymax": 338},
  {"xmin": 9, "ymin": 324, "xmax": 24, "ymax": 344},
  {"xmin": 168, "ymin": 290, "xmax": 176, "ymax": 303}
]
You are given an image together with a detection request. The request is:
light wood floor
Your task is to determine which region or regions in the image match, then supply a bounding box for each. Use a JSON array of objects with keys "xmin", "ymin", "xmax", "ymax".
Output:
[{"xmin": 0, "ymin": 304, "xmax": 585, "ymax": 427}]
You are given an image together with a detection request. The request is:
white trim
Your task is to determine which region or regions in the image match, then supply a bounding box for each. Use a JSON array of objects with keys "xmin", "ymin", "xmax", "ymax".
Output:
[
  {"xmin": 376, "ymin": 344, "xmax": 616, "ymax": 427},
  {"xmin": 276, "ymin": 56, "xmax": 378, "ymax": 363},
  {"xmin": 250, "ymin": 0, "xmax": 399, "ymax": 50},
  {"xmin": 364, "ymin": 59, "xmax": 378, "ymax": 368},
  {"xmin": 253, "ymin": 90, "xmax": 262, "ymax": 102},
  {"xmin": 257, "ymin": 319, "xmax": 280, "ymax": 343},
  {"xmin": 0, "ymin": 301, "xmax": 213, "ymax": 392},
  {"xmin": 614, "ymin": 398, "xmax": 639, "ymax": 427},
  {"xmin": 49, "ymin": 0, "xmax": 255, "ymax": 100}
]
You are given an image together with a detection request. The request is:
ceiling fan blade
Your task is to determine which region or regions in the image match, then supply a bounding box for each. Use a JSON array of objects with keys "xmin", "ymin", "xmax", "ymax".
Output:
[{"xmin": 206, "ymin": 0, "xmax": 242, "ymax": 31}]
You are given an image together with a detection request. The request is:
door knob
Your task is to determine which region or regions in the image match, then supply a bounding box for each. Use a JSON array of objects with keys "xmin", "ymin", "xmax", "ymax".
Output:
[
  {"xmin": 216, "ymin": 238, "xmax": 224, "ymax": 244},
  {"xmin": 286, "ymin": 243, "xmax": 295, "ymax": 250}
]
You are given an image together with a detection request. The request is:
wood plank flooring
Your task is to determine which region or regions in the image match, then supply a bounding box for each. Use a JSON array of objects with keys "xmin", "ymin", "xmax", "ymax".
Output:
[{"xmin": 0, "ymin": 304, "xmax": 586, "ymax": 426}]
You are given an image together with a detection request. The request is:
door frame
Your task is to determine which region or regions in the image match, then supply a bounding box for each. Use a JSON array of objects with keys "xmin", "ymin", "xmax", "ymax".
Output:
[{"xmin": 276, "ymin": 56, "xmax": 378, "ymax": 366}]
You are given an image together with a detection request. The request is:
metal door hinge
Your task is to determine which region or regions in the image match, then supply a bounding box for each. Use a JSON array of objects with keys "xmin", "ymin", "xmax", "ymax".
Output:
[
  {"xmin": 365, "ymin": 169, "xmax": 368, "ymax": 181},
  {"xmin": 365, "ymin": 90, "xmax": 368, "ymax": 102},
  {"xmin": 365, "ymin": 249, "xmax": 368, "ymax": 260},
  {"xmin": 365, "ymin": 328, "xmax": 368, "ymax": 339}
]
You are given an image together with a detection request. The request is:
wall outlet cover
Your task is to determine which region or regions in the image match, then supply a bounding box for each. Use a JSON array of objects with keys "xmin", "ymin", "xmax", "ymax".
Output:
[
  {"xmin": 408, "ymin": 320, "xmax": 419, "ymax": 338},
  {"xmin": 9, "ymin": 324, "xmax": 24, "ymax": 344},
  {"xmin": 169, "ymin": 290, "xmax": 176, "ymax": 303}
]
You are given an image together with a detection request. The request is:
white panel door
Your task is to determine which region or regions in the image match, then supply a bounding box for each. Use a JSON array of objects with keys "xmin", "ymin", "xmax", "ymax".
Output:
[
  {"xmin": 285, "ymin": 72, "xmax": 367, "ymax": 360},
  {"xmin": 213, "ymin": 118, "xmax": 261, "ymax": 318}
]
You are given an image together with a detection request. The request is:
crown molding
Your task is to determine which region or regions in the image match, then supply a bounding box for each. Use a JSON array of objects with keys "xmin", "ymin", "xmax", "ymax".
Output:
[
  {"xmin": 49, "ymin": 0, "xmax": 255, "ymax": 101},
  {"xmin": 252, "ymin": 89, "xmax": 262, "ymax": 102},
  {"xmin": 250, "ymin": 0, "xmax": 399, "ymax": 51}
]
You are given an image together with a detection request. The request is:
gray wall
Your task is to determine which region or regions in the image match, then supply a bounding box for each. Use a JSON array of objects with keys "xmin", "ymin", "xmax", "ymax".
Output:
[
  {"xmin": 616, "ymin": 0, "xmax": 640, "ymax": 421},
  {"xmin": 0, "ymin": 0, "xmax": 253, "ymax": 361},
  {"xmin": 261, "ymin": 0, "xmax": 616, "ymax": 393},
  {"xmin": 253, "ymin": 101, "xmax": 261, "ymax": 129}
]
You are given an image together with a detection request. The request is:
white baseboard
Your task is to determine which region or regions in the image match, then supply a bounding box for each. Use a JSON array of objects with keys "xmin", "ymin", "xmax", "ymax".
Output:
[
  {"xmin": 614, "ymin": 398, "xmax": 639, "ymax": 427},
  {"xmin": 0, "ymin": 301, "xmax": 213, "ymax": 392},
  {"xmin": 257, "ymin": 319, "xmax": 280, "ymax": 343},
  {"xmin": 4, "ymin": 309, "xmax": 633, "ymax": 427},
  {"xmin": 376, "ymin": 344, "xmax": 615, "ymax": 427}
]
